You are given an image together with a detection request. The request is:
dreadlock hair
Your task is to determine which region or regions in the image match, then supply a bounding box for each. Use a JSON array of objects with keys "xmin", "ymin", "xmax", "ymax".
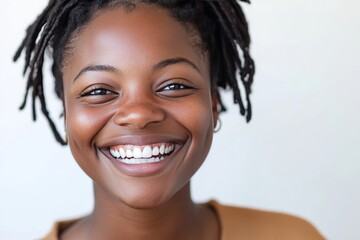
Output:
[{"xmin": 14, "ymin": 0, "xmax": 255, "ymax": 145}]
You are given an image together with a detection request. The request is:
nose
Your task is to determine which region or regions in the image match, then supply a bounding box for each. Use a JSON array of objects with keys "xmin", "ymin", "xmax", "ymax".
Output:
[{"xmin": 113, "ymin": 100, "xmax": 166, "ymax": 129}]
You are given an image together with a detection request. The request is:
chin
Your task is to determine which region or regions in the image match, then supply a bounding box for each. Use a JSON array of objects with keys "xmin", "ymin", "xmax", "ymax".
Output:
[
  {"xmin": 99, "ymin": 177, "xmax": 184, "ymax": 210},
  {"xmin": 118, "ymin": 187, "xmax": 177, "ymax": 210}
]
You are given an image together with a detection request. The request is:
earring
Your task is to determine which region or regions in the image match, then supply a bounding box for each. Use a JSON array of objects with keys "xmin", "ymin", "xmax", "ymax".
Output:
[
  {"xmin": 64, "ymin": 132, "xmax": 68, "ymax": 144},
  {"xmin": 214, "ymin": 118, "xmax": 222, "ymax": 133}
]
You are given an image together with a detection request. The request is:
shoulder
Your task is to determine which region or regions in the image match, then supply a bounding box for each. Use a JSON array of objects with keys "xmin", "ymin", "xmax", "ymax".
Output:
[
  {"xmin": 208, "ymin": 201, "xmax": 325, "ymax": 240},
  {"xmin": 41, "ymin": 218, "xmax": 83, "ymax": 240}
]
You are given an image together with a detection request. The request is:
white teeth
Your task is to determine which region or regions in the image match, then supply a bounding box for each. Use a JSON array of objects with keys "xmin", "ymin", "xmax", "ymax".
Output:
[
  {"xmin": 109, "ymin": 143, "xmax": 175, "ymax": 163},
  {"xmin": 142, "ymin": 146, "xmax": 152, "ymax": 158},
  {"xmin": 120, "ymin": 148, "xmax": 126, "ymax": 158},
  {"xmin": 117, "ymin": 156, "xmax": 166, "ymax": 165},
  {"xmin": 110, "ymin": 149, "xmax": 120, "ymax": 158},
  {"xmin": 160, "ymin": 144, "xmax": 165, "ymax": 154},
  {"xmin": 126, "ymin": 149, "xmax": 133, "ymax": 158},
  {"xmin": 133, "ymin": 147, "xmax": 142, "ymax": 158},
  {"xmin": 152, "ymin": 146, "xmax": 159, "ymax": 156},
  {"xmin": 120, "ymin": 157, "xmax": 161, "ymax": 165}
]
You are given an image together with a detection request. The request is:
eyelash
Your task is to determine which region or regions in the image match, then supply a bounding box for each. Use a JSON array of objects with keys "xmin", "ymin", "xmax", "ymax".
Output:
[
  {"xmin": 79, "ymin": 82, "xmax": 192, "ymax": 98},
  {"xmin": 80, "ymin": 86, "xmax": 115, "ymax": 97},
  {"xmin": 160, "ymin": 83, "xmax": 192, "ymax": 91}
]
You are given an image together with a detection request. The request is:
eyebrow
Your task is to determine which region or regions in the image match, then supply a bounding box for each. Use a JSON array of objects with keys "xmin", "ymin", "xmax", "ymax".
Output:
[
  {"xmin": 153, "ymin": 57, "xmax": 200, "ymax": 73},
  {"xmin": 73, "ymin": 57, "xmax": 200, "ymax": 82},
  {"xmin": 73, "ymin": 64, "xmax": 119, "ymax": 82}
]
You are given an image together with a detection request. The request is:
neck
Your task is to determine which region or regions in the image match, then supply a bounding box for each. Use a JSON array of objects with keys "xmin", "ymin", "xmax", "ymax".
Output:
[{"xmin": 80, "ymin": 182, "xmax": 209, "ymax": 240}]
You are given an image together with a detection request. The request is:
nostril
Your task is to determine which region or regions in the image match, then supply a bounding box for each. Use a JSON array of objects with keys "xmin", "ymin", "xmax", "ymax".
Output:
[{"xmin": 113, "ymin": 104, "xmax": 166, "ymax": 128}]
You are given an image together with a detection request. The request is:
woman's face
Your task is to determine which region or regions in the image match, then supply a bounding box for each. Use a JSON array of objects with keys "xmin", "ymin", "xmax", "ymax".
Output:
[{"xmin": 62, "ymin": 5, "xmax": 217, "ymax": 208}]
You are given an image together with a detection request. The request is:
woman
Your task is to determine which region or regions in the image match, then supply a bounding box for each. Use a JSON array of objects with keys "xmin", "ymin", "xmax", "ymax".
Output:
[{"xmin": 14, "ymin": 0, "xmax": 324, "ymax": 239}]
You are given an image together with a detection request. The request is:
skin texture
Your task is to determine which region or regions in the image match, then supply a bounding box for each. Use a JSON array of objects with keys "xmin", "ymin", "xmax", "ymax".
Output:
[
  {"xmin": 58, "ymin": 4, "xmax": 324, "ymax": 240},
  {"xmin": 61, "ymin": 5, "xmax": 219, "ymax": 240}
]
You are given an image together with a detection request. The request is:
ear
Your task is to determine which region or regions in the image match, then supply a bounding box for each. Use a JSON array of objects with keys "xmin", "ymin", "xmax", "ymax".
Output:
[
  {"xmin": 63, "ymin": 111, "xmax": 67, "ymax": 129},
  {"xmin": 62, "ymin": 101, "xmax": 67, "ymax": 127},
  {"xmin": 62, "ymin": 100, "xmax": 68, "ymax": 142},
  {"xmin": 212, "ymin": 93, "xmax": 219, "ymax": 129},
  {"xmin": 61, "ymin": 94, "xmax": 67, "ymax": 120}
]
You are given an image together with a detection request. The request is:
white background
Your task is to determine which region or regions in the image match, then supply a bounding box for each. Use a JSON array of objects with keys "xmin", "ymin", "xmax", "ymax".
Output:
[{"xmin": 1, "ymin": 0, "xmax": 359, "ymax": 239}]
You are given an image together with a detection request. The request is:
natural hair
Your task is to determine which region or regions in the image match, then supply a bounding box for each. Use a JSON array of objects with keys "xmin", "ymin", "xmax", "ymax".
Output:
[{"xmin": 14, "ymin": 0, "xmax": 255, "ymax": 145}]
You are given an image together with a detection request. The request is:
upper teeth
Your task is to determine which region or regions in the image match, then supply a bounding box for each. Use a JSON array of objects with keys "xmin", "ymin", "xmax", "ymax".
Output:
[{"xmin": 110, "ymin": 143, "xmax": 175, "ymax": 160}]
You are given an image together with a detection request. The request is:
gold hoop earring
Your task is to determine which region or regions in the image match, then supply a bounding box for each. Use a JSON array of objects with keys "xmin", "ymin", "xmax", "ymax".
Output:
[{"xmin": 214, "ymin": 118, "xmax": 222, "ymax": 133}]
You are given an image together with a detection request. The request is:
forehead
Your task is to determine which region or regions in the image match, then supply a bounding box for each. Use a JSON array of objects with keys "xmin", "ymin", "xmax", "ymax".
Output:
[{"xmin": 63, "ymin": 4, "xmax": 209, "ymax": 81}]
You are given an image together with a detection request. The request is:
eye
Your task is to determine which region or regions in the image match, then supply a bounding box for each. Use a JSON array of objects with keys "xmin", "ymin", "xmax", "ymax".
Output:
[
  {"xmin": 80, "ymin": 87, "xmax": 115, "ymax": 97},
  {"xmin": 78, "ymin": 85, "xmax": 118, "ymax": 104},
  {"xmin": 157, "ymin": 81, "xmax": 196, "ymax": 98},
  {"xmin": 161, "ymin": 83, "xmax": 191, "ymax": 91}
]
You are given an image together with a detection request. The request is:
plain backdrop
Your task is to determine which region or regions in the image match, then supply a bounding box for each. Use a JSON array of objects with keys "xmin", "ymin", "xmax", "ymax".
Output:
[{"xmin": 1, "ymin": 0, "xmax": 359, "ymax": 239}]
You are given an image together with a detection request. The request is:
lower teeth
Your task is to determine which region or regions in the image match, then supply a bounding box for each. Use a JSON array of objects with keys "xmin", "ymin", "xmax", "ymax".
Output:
[{"xmin": 117, "ymin": 156, "xmax": 165, "ymax": 165}]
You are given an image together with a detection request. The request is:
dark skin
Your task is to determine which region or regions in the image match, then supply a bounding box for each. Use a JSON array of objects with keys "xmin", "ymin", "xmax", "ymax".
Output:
[
  {"xmin": 61, "ymin": 5, "xmax": 219, "ymax": 240},
  {"xmin": 58, "ymin": 4, "xmax": 324, "ymax": 240}
]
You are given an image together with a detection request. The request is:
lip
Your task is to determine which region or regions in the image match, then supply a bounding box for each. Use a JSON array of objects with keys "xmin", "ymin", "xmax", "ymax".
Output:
[
  {"xmin": 97, "ymin": 134, "xmax": 186, "ymax": 177},
  {"xmin": 97, "ymin": 134, "xmax": 185, "ymax": 148}
]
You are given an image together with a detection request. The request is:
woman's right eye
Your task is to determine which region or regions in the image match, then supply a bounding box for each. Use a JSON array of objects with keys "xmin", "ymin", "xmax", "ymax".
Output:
[
  {"xmin": 80, "ymin": 87, "xmax": 114, "ymax": 97},
  {"xmin": 78, "ymin": 86, "xmax": 118, "ymax": 104}
]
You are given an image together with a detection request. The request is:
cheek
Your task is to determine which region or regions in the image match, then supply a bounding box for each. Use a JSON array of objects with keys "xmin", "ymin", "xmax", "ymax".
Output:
[
  {"xmin": 65, "ymin": 104, "xmax": 110, "ymax": 170},
  {"xmin": 67, "ymin": 108, "xmax": 97, "ymax": 144},
  {"xmin": 182, "ymin": 96, "xmax": 214, "ymax": 142},
  {"xmin": 172, "ymin": 95, "xmax": 214, "ymax": 168}
]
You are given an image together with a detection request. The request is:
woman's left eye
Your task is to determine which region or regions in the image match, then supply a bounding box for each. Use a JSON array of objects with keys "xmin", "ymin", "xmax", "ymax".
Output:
[
  {"xmin": 157, "ymin": 82, "xmax": 195, "ymax": 98},
  {"xmin": 161, "ymin": 83, "xmax": 192, "ymax": 91}
]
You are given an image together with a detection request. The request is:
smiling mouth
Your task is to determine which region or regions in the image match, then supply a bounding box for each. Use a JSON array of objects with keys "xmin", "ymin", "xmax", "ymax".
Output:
[{"xmin": 109, "ymin": 143, "xmax": 175, "ymax": 165}]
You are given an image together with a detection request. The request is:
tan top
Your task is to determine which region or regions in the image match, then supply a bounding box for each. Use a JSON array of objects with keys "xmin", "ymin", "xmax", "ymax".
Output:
[{"xmin": 42, "ymin": 200, "xmax": 324, "ymax": 240}]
